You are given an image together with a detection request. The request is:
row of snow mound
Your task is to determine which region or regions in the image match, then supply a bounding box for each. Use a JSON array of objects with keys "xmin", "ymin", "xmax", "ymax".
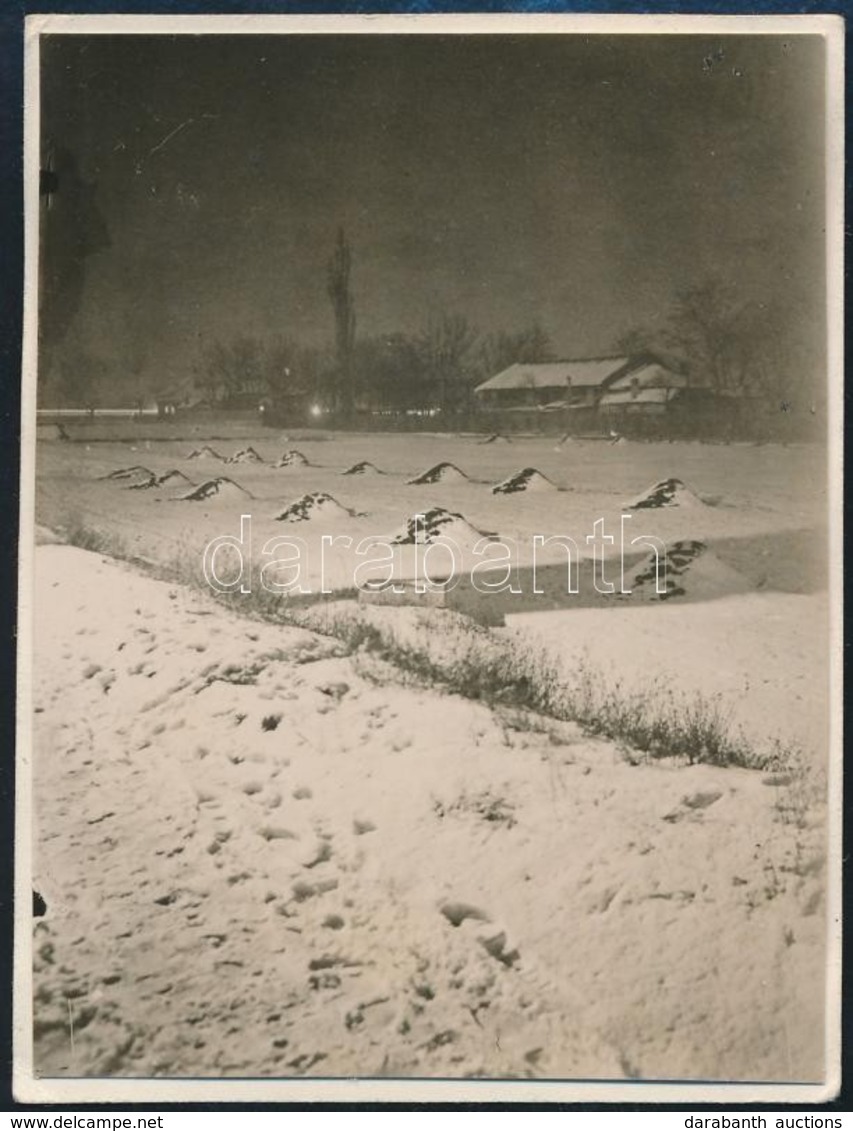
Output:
[
  {"xmin": 183, "ymin": 446, "xmax": 376, "ymax": 474},
  {"xmin": 170, "ymin": 445, "xmax": 706, "ymax": 506},
  {"xmin": 226, "ymin": 446, "xmax": 264, "ymax": 464},
  {"xmin": 182, "ymin": 453, "xmax": 553, "ymax": 492},
  {"xmin": 184, "ymin": 446, "xmax": 313, "ymax": 467},
  {"xmin": 406, "ymin": 461, "xmax": 560, "ymax": 493},
  {"xmin": 167, "ymin": 481, "xmax": 498, "ymax": 547},
  {"xmin": 403, "ymin": 467, "xmax": 708, "ymax": 506},
  {"xmin": 169, "ymin": 485, "xmax": 491, "ymax": 546},
  {"xmin": 99, "ymin": 464, "xmax": 199, "ymax": 491},
  {"xmin": 96, "ymin": 472, "xmax": 251, "ymax": 502},
  {"xmin": 347, "ymin": 465, "xmax": 709, "ymax": 507},
  {"xmin": 91, "ymin": 462, "xmax": 744, "ymax": 600},
  {"xmin": 170, "ymin": 482, "xmax": 358, "ymax": 516},
  {"xmin": 100, "ymin": 460, "xmax": 708, "ymax": 511},
  {"xmin": 128, "ymin": 469, "xmax": 194, "ymax": 491},
  {"xmin": 179, "ymin": 454, "xmax": 558, "ymax": 492}
]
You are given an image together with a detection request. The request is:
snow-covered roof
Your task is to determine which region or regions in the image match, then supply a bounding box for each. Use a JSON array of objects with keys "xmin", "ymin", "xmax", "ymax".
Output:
[
  {"xmin": 475, "ymin": 357, "xmax": 630, "ymax": 393},
  {"xmin": 604, "ymin": 362, "xmax": 688, "ymax": 392}
]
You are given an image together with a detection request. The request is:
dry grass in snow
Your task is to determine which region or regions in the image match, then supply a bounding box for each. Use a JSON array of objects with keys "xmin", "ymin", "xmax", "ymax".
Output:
[{"xmin": 29, "ymin": 545, "xmax": 827, "ymax": 1082}]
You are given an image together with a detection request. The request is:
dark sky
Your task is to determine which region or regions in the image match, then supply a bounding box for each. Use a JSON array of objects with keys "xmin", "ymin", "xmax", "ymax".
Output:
[{"xmin": 39, "ymin": 31, "xmax": 826, "ymax": 386}]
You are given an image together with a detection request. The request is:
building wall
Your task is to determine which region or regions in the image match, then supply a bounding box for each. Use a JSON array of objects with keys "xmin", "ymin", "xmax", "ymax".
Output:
[
  {"xmin": 600, "ymin": 402, "xmax": 668, "ymax": 417},
  {"xmin": 478, "ymin": 385, "xmax": 597, "ymax": 410}
]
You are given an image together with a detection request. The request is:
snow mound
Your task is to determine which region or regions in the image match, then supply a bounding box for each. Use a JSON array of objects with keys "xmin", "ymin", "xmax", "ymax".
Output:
[
  {"xmin": 276, "ymin": 450, "xmax": 310, "ymax": 468},
  {"xmin": 185, "ymin": 446, "xmax": 225, "ymax": 462},
  {"xmin": 176, "ymin": 477, "xmax": 253, "ymax": 503},
  {"xmin": 625, "ymin": 540, "xmax": 752, "ymax": 602},
  {"xmin": 99, "ymin": 465, "xmax": 154, "ymax": 484},
  {"xmin": 226, "ymin": 446, "xmax": 264, "ymax": 464},
  {"xmin": 391, "ymin": 507, "xmax": 496, "ymax": 546},
  {"xmin": 275, "ymin": 492, "xmax": 359, "ymax": 522},
  {"xmin": 407, "ymin": 462, "xmax": 469, "ymax": 485},
  {"xmin": 479, "ymin": 433, "xmax": 511, "ymax": 445},
  {"xmin": 626, "ymin": 477, "xmax": 705, "ymax": 510},
  {"xmin": 492, "ymin": 467, "xmax": 558, "ymax": 495},
  {"xmin": 128, "ymin": 469, "xmax": 194, "ymax": 491},
  {"xmin": 342, "ymin": 460, "xmax": 384, "ymax": 477}
]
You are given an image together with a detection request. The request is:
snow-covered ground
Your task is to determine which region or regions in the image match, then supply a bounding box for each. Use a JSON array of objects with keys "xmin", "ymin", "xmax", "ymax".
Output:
[
  {"xmin": 507, "ymin": 591, "xmax": 829, "ymax": 763},
  {"xmin": 30, "ymin": 545, "xmax": 827, "ymax": 1082},
  {"xmin": 26, "ymin": 433, "xmax": 833, "ymax": 1084}
]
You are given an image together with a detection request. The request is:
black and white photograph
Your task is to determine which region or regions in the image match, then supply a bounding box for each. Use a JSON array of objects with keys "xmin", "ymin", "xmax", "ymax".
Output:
[{"xmin": 15, "ymin": 13, "xmax": 843, "ymax": 1104}]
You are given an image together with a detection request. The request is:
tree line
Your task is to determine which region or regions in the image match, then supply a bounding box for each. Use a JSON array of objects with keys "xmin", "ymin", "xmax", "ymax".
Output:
[
  {"xmin": 193, "ymin": 231, "xmax": 556, "ymax": 418},
  {"xmin": 616, "ymin": 278, "xmax": 818, "ymax": 410},
  {"xmin": 194, "ymin": 267, "xmax": 819, "ymax": 422},
  {"xmin": 193, "ymin": 315, "xmax": 555, "ymax": 417},
  {"xmin": 43, "ymin": 228, "xmax": 822, "ymax": 425}
]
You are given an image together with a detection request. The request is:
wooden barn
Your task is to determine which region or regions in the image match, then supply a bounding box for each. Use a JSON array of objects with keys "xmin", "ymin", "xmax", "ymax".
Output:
[
  {"xmin": 471, "ymin": 351, "xmax": 741, "ymax": 436},
  {"xmin": 474, "ymin": 357, "xmax": 633, "ymax": 411},
  {"xmin": 597, "ymin": 359, "xmax": 690, "ymax": 418}
]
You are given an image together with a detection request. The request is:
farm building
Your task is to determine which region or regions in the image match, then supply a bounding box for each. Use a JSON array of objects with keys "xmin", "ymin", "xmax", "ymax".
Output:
[
  {"xmin": 473, "ymin": 357, "xmax": 634, "ymax": 411},
  {"xmin": 599, "ymin": 364, "xmax": 754, "ymax": 438},
  {"xmin": 597, "ymin": 359, "xmax": 689, "ymax": 418},
  {"xmin": 472, "ymin": 354, "xmax": 712, "ymax": 434}
]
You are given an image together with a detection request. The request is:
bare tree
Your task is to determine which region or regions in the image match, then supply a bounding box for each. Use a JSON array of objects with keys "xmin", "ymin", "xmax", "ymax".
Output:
[
  {"xmin": 352, "ymin": 333, "xmax": 428, "ymax": 413},
  {"xmin": 663, "ymin": 280, "xmax": 757, "ymax": 394},
  {"xmin": 265, "ymin": 338, "xmax": 331, "ymax": 414},
  {"xmin": 417, "ymin": 311, "xmax": 478, "ymax": 413},
  {"xmin": 613, "ymin": 325, "xmax": 659, "ymax": 357},
  {"xmin": 617, "ymin": 279, "xmax": 790, "ymax": 398},
  {"xmin": 477, "ymin": 321, "xmax": 554, "ymax": 382},
  {"xmin": 264, "ymin": 336, "xmax": 302, "ymax": 399},
  {"xmin": 326, "ymin": 229, "xmax": 357, "ymax": 421},
  {"xmin": 194, "ymin": 336, "xmax": 266, "ymax": 405}
]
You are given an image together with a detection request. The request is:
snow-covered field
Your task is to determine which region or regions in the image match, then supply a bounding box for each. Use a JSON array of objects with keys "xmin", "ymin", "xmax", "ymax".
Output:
[{"xmin": 26, "ymin": 432, "xmax": 833, "ymax": 1085}]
